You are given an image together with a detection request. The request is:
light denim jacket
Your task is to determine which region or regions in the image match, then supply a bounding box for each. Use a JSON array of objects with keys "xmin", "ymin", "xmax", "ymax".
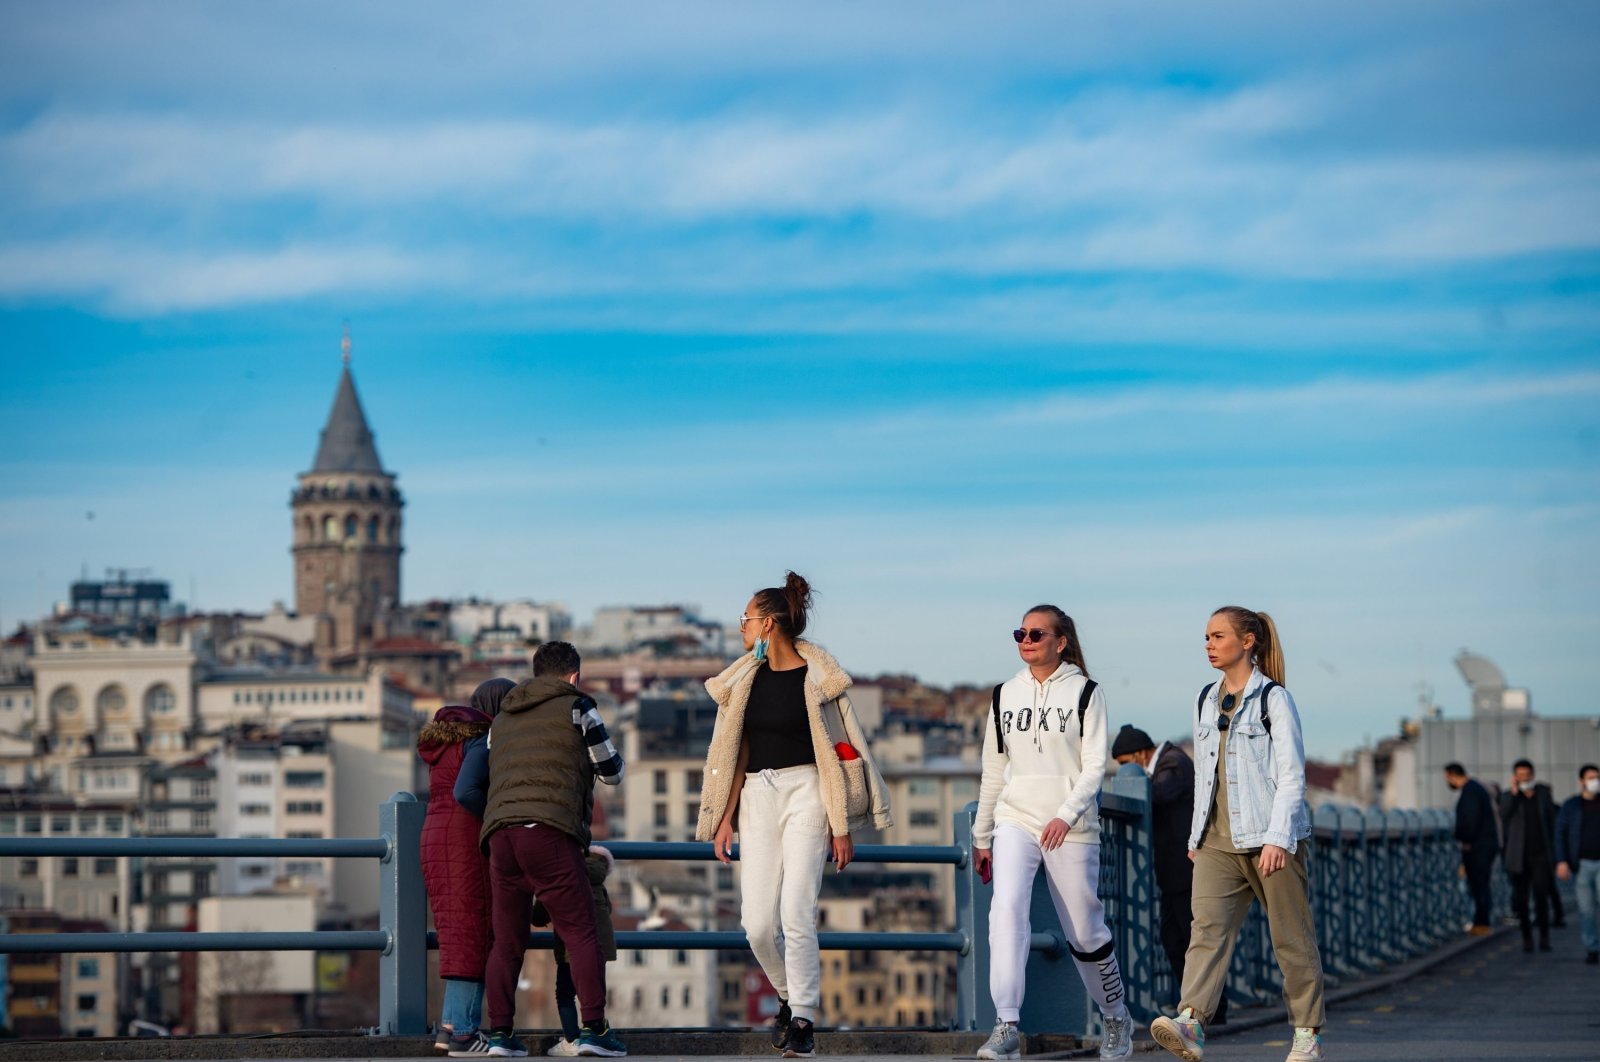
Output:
[{"xmin": 1187, "ymin": 668, "xmax": 1312, "ymax": 853}]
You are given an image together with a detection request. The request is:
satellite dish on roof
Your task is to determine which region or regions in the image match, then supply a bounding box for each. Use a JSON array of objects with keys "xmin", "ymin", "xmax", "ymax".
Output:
[{"xmin": 1454, "ymin": 650, "xmax": 1505, "ymax": 691}]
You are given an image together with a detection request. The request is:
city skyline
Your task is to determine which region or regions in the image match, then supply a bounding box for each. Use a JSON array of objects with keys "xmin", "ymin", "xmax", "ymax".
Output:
[{"xmin": 2, "ymin": 3, "xmax": 1598, "ymax": 758}]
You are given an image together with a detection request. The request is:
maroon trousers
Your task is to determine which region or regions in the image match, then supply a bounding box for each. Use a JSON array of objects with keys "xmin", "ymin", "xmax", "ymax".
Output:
[{"xmin": 486, "ymin": 825, "xmax": 607, "ymax": 1028}]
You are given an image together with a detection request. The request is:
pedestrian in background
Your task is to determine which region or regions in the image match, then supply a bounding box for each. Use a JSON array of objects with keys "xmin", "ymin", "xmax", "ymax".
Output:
[
  {"xmin": 1152, "ymin": 607, "xmax": 1325, "ymax": 1062},
  {"xmin": 1554, "ymin": 763, "xmax": 1600, "ymax": 965},
  {"xmin": 972, "ymin": 605, "xmax": 1136, "ymax": 1061},
  {"xmin": 1443, "ymin": 762, "xmax": 1500, "ymax": 936},
  {"xmin": 1499, "ymin": 758, "xmax": 1558, "ymax": 954},
  {"xmin": 1112, "ymin": 725, "xmax": 1226, "ymax": 1026},
  {"xmin": 419, "ymin": 678, "xmax": 513, "ymax": 1057}
]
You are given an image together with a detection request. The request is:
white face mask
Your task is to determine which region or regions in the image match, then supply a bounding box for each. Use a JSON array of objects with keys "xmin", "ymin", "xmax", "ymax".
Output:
[{"xmin": 1586, "ymin": 777, "xmax": 1600, "ymax": 795}]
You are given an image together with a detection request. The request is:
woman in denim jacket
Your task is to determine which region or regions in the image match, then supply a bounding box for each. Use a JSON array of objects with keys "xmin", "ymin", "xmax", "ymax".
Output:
[{"xmin": 1152, "ymin": 608, "xmax": 1326, "ymax": 1062}]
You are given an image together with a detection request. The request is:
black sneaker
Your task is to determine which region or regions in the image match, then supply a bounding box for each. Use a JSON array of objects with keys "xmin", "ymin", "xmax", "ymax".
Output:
[
  {"xmin": 783, "ymin": 1018, "xmax": 814, "ymax": 1059},
  {"xmin": 769, "ymin": 1000, "xmax": 792, "ymax": 1052}
]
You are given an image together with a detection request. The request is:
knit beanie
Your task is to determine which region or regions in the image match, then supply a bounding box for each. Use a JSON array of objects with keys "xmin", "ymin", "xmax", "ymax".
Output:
[{"xmin": 1111, "ymin": 723, "xmax": 1155, "ymax": 758}]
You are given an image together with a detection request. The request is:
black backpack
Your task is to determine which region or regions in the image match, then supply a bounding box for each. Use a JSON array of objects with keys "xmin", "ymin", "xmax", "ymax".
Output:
[
  {"xmin": 990, "ymin": 679, "xmax": 1098, "ymax": 756},
  {"xmin": 1198, "ymin": 680, "xmax": 1281, "ymax": 734}
]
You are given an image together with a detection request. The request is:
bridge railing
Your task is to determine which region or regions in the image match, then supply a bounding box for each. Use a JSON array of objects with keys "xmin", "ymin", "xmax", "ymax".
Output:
[{"xmin": 0, "ymin": 780, "xmax": 1492, "ymax": 1037}]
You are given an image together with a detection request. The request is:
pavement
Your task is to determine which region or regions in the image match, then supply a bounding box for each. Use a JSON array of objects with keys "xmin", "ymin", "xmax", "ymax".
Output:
[{"xmin": 0, "ymin": 926, "xmax": 1592, "ymax": 1062}]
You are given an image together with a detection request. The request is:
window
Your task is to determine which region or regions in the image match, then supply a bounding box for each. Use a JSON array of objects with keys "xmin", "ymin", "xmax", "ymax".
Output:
[
  {"xmin": 148, "ymin": 810, "xmax": 168, "ymax": 831},
  {"xmin": 241, "ymin": 803, "xmax": 271, "ymax": 816},
  {"xmin": 77, "ymin": 959, "xmax": 99, "ymax": 979},
  {"xmin": 24, "ymin": 815, "xmax": 41, "ymax": 835},
  {"xmin": 660, "ymin": 986, "xmax": 670, "ymax": 1008},
  {"xmin": 97, "ymin": 685, "xmax": 127, "ymax": 715},
  {"xmin": 145, "ymin": 684, "xmax": 177, "ymax": 714},
  {"xmin": 674, "ymin": 950, "xmax": 688, "ymax": 966},
  {"xmin": 286, "ymin": 801, "xmax": 324, "ymax": 815},
  {"xmin": 653, "ymin": 770, "xmax": 667, "ymax": 795},
  {"xmin": 20, "ymin": 858, "xmax": 39, "ymax": 877},
  {"xmin": 909, "ymin": 811, "xmax": 939, "ymax": 828},
  {"xmin": 95, "ymin": 858, "xmax": 117, "ymax": 876},
  {"xmin": 682, "ymin": 985, "xmax": 693, "ymax": 1008},
  {"xmin": 631, "ymin": 950, "xmax": 646, "ymax": 966},
  {"xmin": 62, "ymin": 857, "xmax": 79, "ymax": 877},
  {"xmin": 193, "ymin": 810, "xmax": 212, "ymax": 831},
  {"xmin": 285, "ymin": 770, "xmax": 326, "ymax": 788},
  {"xmin": 632, "ymin": 988, "xmax": 643, "ymax": 1009},
  {"xmin": 367, "ymin": 515, "xmax": 379, "ymax": 542},
  {"xmin": 287, "ymin": 829, "xmax": 324, "ymax": 839},
  {"xmin": 285, "ymin": 861, "xmax": 323, "ymax": 877},
  {"xmin": 192, "ymin": 780, "xmax": 212, "ymax": 799},
  {"xmin": 104, "ymin": 814, "xmax": 122, "ymax": 833},
  {"xmin": 345, "ymin": 514, "xmax": 358, "ymax": 539},
  {"xmin": 654, "ymin": 803, "xmax": 668, "ymax": 827},
  {"xmin": 51, "ymin": 814, "xmax": 72, "ymax": 834},
  {"xmin": 50, "ymin": 686, "xmax": 80, "ymax": 716},
  {"xmin": 717, "ymin": 867, "xmax": 734, "ymax": 889},
  {"xmin": 687, "ymin": 802, "xmax": 699, "ymax": 825},
  {"xmin": 688, "ymin": 769, "xmax": 703, "ymax": 791},
  {"xmin": 78, "ymin": 814, "xmax": 97, "ymax": 833},
  {"xmin": 0, "ymin": 815, "xmax": 14, "ymax": 835},
  {"xmin": 77, "ymin": 994, "xmax": 96, "ymax": 1012},
  {"xmin": 908, "ymin": 779, "xmax": 938, "ymax": 797}
]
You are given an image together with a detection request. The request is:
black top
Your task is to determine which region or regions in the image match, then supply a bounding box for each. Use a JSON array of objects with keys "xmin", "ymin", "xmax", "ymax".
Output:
[
  {"xmin": 744, "ymin": 664, "xmax": 815, "ymax": 772},
  {"xmin": 1453, "ymin": 778, "xmax": 1500, "ymax": 852},
  {"xmin": 1583, "ymin": 798, "xmax": 1600, "ymax": 861},
  {"xmin": 1148, "ymin": 743, "xmax": 1196, "ymax": 895}
]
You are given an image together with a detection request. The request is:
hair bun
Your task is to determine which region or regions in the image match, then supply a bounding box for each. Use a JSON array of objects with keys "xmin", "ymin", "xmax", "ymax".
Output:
[{"xmin": 783, "ymin": 570, "xmax": 812, "ymax": 611}]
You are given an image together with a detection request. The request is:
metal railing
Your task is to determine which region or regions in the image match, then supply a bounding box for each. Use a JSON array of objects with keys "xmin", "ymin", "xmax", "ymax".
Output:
[{"xmin": 0, "ymin": 780, "xmax": 1496, "ymax": 1037}]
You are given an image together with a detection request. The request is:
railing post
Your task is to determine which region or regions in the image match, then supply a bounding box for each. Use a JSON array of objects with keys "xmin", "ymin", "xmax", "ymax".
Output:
[
  {"xmin": 379, "ymin": 791, "xmax": 427, "ymax": 1036},
  {"xmin": 953, "ymin": 802, "xmax": 979, "ymax": 1031}
]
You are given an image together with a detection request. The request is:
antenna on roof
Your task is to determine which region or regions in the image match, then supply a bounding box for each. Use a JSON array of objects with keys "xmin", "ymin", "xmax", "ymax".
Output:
[{"xmin": 341, "ymin": 321, "xmax": 352, "ymax": 366}]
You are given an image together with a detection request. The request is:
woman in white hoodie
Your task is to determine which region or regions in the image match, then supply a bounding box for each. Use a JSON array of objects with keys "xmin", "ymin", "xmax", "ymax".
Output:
[{"xmin": 972, "ymin": 605, "xmax": 1134, "ymax": 1061}]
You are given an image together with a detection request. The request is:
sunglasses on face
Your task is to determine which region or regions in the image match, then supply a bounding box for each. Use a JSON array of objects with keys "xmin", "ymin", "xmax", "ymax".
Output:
[{"xmin": 1012, "ymin": 627, "xmax": 1053, "ymax": 644}]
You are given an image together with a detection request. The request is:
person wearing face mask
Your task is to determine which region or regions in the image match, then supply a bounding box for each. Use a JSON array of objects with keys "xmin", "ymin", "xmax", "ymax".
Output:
[
  {"xmin": 1443, "ymin": 763, "xmax": 1500, "ymax": 937},
  {"xmin": 1151, "ymin": 607, "xmax": 1324, "ymax": 1062},
  {"xmin": 1553, "ymin": 764, "xmax": 1600, "ymax": 964},
  {"xmin": 696, "ymin": 571, "xmax": 893, "ymax": 1060},
  {"xmin": 1499, "ymin": 758, "xmax": 1559, "ymax": 953},
  {"xmin": 972, "ymin": 605, "xmax": 1135, "ymax": 1061},
  {"xmin": 1111, "ymin": 725, "xmax": 1226, "ymax": 1025}
]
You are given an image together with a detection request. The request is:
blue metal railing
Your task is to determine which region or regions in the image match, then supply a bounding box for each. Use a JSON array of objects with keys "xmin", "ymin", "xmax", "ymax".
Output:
[{"xmin": 0, "ymin": 781, "xmax": 1496, "ymax": 1037}]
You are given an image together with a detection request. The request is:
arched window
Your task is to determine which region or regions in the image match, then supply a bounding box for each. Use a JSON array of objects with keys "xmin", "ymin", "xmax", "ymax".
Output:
[
  {"xmin": 345, "ymin": 514, "xmax": 358, "ymax": 539},
  {"xmin": 388, "ymin": 516, "xmax": 399, "ymax": 543},
  {"xmin": 367, "ymin": 515, "xmax": 379, "ymax": 542},
  {"xmin": 324, "ymin": 514, "xmax": 340, "ymax": 541},
  {"xmin": 50, "ymin": 686, "xmax": 80, "ymax": 717},
  {"xmin": 96, "ymin": 685, "xmax": 127, "ymax": 716},
  {"xmin": 302, "ymin": 515, "xmax": 315, "ymax": 543}
]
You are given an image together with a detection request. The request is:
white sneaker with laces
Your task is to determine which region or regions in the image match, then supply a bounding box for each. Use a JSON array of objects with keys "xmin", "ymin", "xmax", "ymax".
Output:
[
  {"xmin": 547, "ymin": 1038, "xmax": 581, "ymax": 1058},
  {"xmin": 1099, "ymin": 1014, "xmax": 1136, "ymax": 1059},
  {"xmin": 1285, "ymin": 1028, "xmax": 1324, "ymax": 1062},
  {"xmin": 976, "ymin": 1020, "xmax": 1021, "ymax": 1060}
]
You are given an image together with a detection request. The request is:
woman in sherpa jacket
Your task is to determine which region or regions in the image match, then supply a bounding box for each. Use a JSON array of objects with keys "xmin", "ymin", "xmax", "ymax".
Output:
[
  {"xmin": 417, "ymin": 677, "xmax": 513, "ymax": 1057},
  {"xmin": 971, "ymin": 605, "xmax": 1134, "ymax": 1062},
  {"xmin": 695, "ymin": 571, "xmax": 892, "ymax": 1060}
]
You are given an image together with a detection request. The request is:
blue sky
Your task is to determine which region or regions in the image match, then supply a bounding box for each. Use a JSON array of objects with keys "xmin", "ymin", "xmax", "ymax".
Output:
[{"xmin": 1, "ymin": 2, "xmax": 1598, "ymax": 758}]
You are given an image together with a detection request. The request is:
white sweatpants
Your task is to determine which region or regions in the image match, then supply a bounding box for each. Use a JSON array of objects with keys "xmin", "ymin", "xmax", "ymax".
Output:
[
  {"xmin": 738, "ymin": 765, "xmax": 832, "ymax": 1022},
  {"xmin": 989, "ymin": 822, "xmax": 1128, "ymax": 1022}
]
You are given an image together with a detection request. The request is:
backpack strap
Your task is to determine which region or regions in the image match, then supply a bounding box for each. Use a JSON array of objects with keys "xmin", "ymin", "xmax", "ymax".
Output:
[
  {"xmin": 1076, "ymin": 679, "xmax": 1098, "ymax": 738},
  {"xmin": 990, "ymin": 683, "xmax": 1006, "ymax": 756},
  {"xmin": 1197, "ymin": 682, "xmax": 1216, "ymax": 722},
  {"xmin": 1258, "ymin": 680, "xmax": 1280, "ymax": 735}
]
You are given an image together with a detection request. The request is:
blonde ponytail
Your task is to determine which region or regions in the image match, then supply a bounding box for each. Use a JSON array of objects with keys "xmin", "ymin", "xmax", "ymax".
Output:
[{"xmin": 1214, "ymin": 605, "xmax": 1286, "ymax": 685}]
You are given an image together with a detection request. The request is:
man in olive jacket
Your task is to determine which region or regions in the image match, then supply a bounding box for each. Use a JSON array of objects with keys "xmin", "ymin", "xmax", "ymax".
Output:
[{"xmin": 457, "ymin": 641, "xmax": 626, "ymax": 1057}]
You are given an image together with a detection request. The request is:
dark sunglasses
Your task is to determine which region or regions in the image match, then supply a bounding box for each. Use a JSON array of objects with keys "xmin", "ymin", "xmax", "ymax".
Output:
[
  {"xmin": 1013, "ymin": 627, "xmax": 1052, "ymax": 644},
  {"xmin": 1217, "ymin": 691, "xmax": 1240, "ymax": 730}
]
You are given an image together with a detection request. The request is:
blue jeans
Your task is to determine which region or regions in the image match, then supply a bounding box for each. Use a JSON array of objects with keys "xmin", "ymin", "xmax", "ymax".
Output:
[
  {"xmin": 1577, "ymin": 859, "xmax": 1600, "ymax": 953},
  {"xmin": 441, "ymin": 977, "xmax": 484, "ymax": 1037}
]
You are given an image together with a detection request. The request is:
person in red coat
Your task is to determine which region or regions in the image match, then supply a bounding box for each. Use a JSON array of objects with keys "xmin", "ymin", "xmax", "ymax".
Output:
[{"xmin": 421, "ymin": 678, "xmax": 514, "ymax": 1056}]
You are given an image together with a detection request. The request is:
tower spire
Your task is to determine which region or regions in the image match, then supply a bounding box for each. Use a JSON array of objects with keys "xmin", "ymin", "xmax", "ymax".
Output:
[{"xmin": 341, "ymin": 321, "xmax": 351, "ymax": 366}]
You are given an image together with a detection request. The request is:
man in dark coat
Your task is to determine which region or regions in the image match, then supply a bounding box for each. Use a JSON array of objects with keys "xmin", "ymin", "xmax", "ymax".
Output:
[
  {"xmin": 1499, "ymin": 758, "xmax": 1559, "ymax": 952},
  {"xmin": 1113, "ymin": 724, "xmax": 1226, "ymax": 1024},
  {"xmin": 1444, "ymin": 763, "xmax": 1500, "ymax": 935}
]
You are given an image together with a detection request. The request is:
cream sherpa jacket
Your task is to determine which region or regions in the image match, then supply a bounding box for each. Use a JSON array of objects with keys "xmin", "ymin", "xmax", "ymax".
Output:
[{"xmin": 694, "ymin": 640, "xmax": 893, "ymax": 841}]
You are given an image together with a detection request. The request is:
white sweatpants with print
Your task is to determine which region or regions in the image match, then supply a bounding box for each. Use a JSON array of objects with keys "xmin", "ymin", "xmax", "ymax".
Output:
[
  {"xmin": 989, "ymin": 822, "xmax": 1129, "ymax": 1023},
  {"xmin": 738, "ymin": 765, "xmax": 833, "ymax": 1022}
]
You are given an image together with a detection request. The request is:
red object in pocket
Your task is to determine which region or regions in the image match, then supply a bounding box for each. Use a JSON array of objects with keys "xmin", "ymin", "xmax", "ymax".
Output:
[
  {"xmin": 835, "ymin": 741, "xmax": 860, "ymax": 761},
  {"xmin": 979, "ymin": 861, "xmax": 993, "ymax": 885}
]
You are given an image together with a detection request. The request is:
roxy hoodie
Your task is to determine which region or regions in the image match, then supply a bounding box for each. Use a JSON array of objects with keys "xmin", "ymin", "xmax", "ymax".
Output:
[{"xmin": 972, "ymin": 662, "xmax": 1107, "ymax": 848}]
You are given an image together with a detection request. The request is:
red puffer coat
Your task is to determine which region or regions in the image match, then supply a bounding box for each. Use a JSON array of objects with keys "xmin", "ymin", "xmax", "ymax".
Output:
[{"xmin": 419, "ymin": 705, "xmax": 493, "ymax": 980}]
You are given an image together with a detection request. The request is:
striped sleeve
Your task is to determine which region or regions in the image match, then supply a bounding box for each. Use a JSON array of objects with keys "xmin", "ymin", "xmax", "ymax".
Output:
[{"xmin": 573, "ymin": 698, "xmax": 625, "ymax": 785}]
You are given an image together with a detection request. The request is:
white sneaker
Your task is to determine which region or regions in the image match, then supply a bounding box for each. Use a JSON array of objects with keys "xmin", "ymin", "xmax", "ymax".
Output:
[
  {"xmin": 976, "ymin": 1020, "xmax": 1021, "ymax": 1060},
  {"xmin": 1099, "ymin": 1014, "xmax": 1136, "ymax": 1059},
  {"xmin": 547, "ymin": 1039, "xmax": 581, "ymax": 1058},
  {"xmin": 1150, "ymin": 1008, "xmax": 1204, "ymax": 1062},
  {"xmin": 1286, "ymin": 1028, "xmax": 1324, "ymax": 1061}
]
